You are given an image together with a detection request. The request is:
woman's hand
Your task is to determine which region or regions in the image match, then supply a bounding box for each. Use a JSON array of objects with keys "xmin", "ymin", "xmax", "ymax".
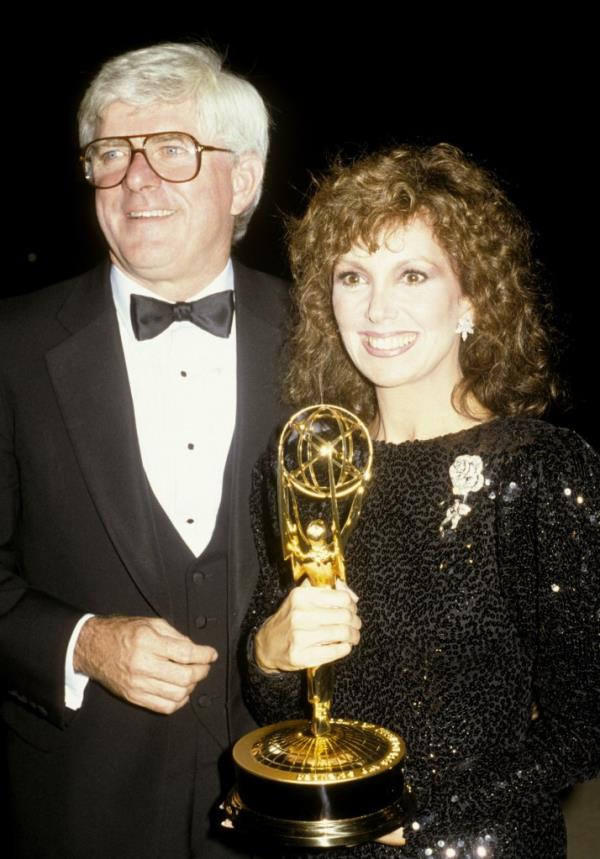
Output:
[
  {"xmin": 376, "ymin": 826, "xmax": 405, "ymax": 846},
  {"xmin": 254, "ymin": 581, "xmax": 361, "ymax": 673}
]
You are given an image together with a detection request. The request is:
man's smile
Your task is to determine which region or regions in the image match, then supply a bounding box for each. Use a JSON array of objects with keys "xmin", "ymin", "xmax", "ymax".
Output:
[{"xmin": 127, "ymin": 208, "xmax": 176, "ymax": 219}]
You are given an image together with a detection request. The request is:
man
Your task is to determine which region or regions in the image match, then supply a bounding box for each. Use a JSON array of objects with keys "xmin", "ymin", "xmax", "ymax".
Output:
[{"xmin": 0, "ymin": 43, "xmax": 288, "ymax": 858}]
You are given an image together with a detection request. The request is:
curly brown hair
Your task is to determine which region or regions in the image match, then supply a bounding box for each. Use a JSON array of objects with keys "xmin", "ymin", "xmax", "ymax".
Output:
[{"xmin": 285, "ymin": 143, "xmax": 559, "ymax": 423}]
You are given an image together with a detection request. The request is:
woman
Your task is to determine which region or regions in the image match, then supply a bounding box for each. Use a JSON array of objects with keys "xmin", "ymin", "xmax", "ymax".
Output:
[{"xmin": 243, "ymin": 144, "xmax": 600, "ymax": 858}]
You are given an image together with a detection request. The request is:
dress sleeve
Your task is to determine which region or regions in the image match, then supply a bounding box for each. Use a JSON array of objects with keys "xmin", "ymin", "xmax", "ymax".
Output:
[
  {"xmin": 241, "ymin": 448, "xmax": 304, "ymax": 726},
  {"xmin": 408, "ymin": 429, "xmax": 600, "ymax": 851}
]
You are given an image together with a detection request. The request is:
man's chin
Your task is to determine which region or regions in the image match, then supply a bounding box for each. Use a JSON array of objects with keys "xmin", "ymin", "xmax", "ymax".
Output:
[{"xmin": 111, "ymin": 252, "xmax": 184, "ymax": 285}]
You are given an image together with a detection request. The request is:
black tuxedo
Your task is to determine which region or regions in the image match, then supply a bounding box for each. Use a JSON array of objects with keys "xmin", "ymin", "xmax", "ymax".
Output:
[{"xmin": 0, "ymin": 261, "xmax": 289, "ymax": 857}]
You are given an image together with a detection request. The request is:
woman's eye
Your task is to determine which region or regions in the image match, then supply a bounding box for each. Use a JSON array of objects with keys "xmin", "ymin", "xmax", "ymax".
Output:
[
  {"xmin": 402, "ymin": 270, "xmax": 427, "ymax": 286},
  {"xmin": 335, "ymin": 271, "xmax": 365, "ymax": 287}
]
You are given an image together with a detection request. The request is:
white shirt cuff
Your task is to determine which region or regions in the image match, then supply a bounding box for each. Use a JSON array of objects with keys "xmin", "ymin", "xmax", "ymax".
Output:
[{"xmin": 64, "ymin": 613, "xmax": 95, "ymax": 710}]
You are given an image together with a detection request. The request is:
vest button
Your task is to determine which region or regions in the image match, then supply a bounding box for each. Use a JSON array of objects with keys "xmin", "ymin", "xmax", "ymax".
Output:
[
  {"xmin": 195, "ymin": 615, "xmax": 207, "ymax": 629},
  {"xmin": 192, "ymin": 571, "xmax": 205, "ymax": 585},
  {"xmin": 197, "ymin": 694, "xmax": 211, "ymax": 708}
]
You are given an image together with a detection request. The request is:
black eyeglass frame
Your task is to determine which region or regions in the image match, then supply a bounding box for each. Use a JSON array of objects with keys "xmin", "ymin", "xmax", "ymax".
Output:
[{"xmin": 81, "ymin": 131, "xmax": 233, "ymax": 189}]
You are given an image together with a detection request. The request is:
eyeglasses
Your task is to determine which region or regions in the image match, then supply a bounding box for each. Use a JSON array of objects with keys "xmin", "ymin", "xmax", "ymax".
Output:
[{"xmin": 81, "ymin": 131, "xmax": 232, "ymax": 189}]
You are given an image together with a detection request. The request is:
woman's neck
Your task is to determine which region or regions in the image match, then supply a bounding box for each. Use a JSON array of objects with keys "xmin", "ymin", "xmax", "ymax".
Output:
[{"xmin": 372, "ymin": 385, "xmax": 490, "ymax": 443}]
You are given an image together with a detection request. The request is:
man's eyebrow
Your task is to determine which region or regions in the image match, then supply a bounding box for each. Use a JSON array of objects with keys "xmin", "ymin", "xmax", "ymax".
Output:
[{"xmin": 91, "ymin": 136, "xmax": 128, "ymax": 146}]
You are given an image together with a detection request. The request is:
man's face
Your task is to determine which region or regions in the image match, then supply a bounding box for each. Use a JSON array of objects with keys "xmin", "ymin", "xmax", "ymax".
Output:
[{"xmin": 93, "ymin": 99, "xmax": 261, "ymax": 297}]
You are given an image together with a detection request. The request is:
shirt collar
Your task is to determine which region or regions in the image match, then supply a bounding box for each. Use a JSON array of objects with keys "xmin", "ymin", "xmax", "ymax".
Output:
[{"xmin": 111, "ymin": 260, "xmax": 235, "ymax": 340}]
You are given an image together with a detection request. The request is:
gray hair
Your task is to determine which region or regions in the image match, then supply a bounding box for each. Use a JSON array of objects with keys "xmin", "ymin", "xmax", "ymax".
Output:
[{"xmin": 78, "ymin": 42, "xmax": 270, "ymax": 241}]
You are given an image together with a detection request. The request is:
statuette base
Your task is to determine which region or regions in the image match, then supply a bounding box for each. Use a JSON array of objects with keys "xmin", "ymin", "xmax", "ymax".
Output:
[{"xmin": 224, "ymin": 718, "xmax": 410, "ymax": 847}]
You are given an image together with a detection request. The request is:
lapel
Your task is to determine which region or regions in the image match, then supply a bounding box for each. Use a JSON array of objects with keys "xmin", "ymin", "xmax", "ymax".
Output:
[
  {"xmin": 227, "ymin": 263, "xmax": 288, "ymax": 627},
  {"xmin": 45, "ymin": 265, "xmax": 170, "ymax": 617}
]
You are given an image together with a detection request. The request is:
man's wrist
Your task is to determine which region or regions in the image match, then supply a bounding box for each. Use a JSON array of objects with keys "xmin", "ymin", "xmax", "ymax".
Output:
[{"xmin": 65, "ymin": 613, "xmax": 95, "ymax": 710}]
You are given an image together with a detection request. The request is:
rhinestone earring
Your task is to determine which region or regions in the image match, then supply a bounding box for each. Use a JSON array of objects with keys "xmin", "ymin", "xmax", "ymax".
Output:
[{"xmin": 455, "ymin": 313, "xmax": 474, "ymax": 341}]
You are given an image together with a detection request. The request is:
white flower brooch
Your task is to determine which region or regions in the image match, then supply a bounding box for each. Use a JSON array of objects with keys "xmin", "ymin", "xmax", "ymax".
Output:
[{"xmin": 440, "ymin": 454, "xmax": 485, "ymax": 533}]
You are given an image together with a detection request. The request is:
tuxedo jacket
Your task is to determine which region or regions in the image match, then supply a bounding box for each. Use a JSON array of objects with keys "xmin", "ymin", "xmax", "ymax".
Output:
[{"xmin": 0, "ymin": 261, "xmax": 289, "ymax": 856}]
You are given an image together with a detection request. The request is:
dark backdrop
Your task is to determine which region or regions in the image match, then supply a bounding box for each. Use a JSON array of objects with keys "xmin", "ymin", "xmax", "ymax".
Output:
[{"xmin": 2, "ymin": 17, "xmax": 595, "ymax": 853}]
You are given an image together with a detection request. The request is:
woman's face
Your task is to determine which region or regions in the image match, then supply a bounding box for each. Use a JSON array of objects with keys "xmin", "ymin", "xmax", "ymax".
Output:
[{"xmin": 332, "ymin": 218, "xmax": 471, "ymax": 400}]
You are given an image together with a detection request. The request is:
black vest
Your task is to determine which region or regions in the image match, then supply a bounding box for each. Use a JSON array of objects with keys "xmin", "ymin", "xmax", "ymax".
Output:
[
  {"xmin": 149, "ymin": 460, "xmax": 252, "ymax": 856},
  {"xmin": 149, "ymin": 461, "xmax": 232, "ymax": 750}
]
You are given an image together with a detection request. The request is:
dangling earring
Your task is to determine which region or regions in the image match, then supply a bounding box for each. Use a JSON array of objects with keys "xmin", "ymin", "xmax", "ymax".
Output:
[
  {"xmin": 317, "ymin": 368, "xmax": 325, "ymax": 405},
  {"xmin": 455, "ymin": 313, "xmax": 474, "ymax": 342}
]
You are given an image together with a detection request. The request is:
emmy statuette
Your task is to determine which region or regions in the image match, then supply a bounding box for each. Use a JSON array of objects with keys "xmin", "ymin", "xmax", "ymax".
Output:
[{"xmin": 223, "ymin": 405, "xmax": 411, "ymax": 847}]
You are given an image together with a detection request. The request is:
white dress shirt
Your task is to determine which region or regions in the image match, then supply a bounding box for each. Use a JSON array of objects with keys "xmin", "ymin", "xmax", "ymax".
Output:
[
  {"xmin": 65, "ymin": 261, "xmax": 237, "ymax": 709},
  {"xmin": 111, "ymin": 262, "xmax": 237, "ymax": 554}
]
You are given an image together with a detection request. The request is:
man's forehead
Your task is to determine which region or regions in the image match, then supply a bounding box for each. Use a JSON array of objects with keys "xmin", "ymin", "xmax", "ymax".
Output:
[{"xmin": 96, "ymin": 98, "xmax": 203, "ymax": 139}]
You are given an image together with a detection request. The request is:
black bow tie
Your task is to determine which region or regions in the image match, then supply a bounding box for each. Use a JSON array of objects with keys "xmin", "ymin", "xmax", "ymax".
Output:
[{"xmin": 130, "ymin": 291, "xmax": 234, "ymax": 341}]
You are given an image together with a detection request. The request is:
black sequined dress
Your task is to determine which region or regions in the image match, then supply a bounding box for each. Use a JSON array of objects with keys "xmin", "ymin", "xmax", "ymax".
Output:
[{"xmin": 243, "ymin": 418, "xmax": 600, "ymax": 859}]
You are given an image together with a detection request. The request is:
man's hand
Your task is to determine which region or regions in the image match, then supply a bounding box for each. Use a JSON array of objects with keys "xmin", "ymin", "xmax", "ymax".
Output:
[
  {"xmin": 74, "ymin": 615, "xmax": 217, "ymax": 714},
  {"xmin": 254, "ymin": 581, "xmax": 361, "ymax": 674}
]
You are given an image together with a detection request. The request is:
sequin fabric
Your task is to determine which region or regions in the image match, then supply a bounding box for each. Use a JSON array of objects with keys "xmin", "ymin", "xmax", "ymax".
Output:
[{"xmin": 243, "ymin": 418, "xmax": 600, "ymax": 858}]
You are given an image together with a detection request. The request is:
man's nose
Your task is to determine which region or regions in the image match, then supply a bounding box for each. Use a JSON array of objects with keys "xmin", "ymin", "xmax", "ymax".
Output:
[{"xmin": 123, "ymin": 150, "xmax": 161, "ymax": 191}]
